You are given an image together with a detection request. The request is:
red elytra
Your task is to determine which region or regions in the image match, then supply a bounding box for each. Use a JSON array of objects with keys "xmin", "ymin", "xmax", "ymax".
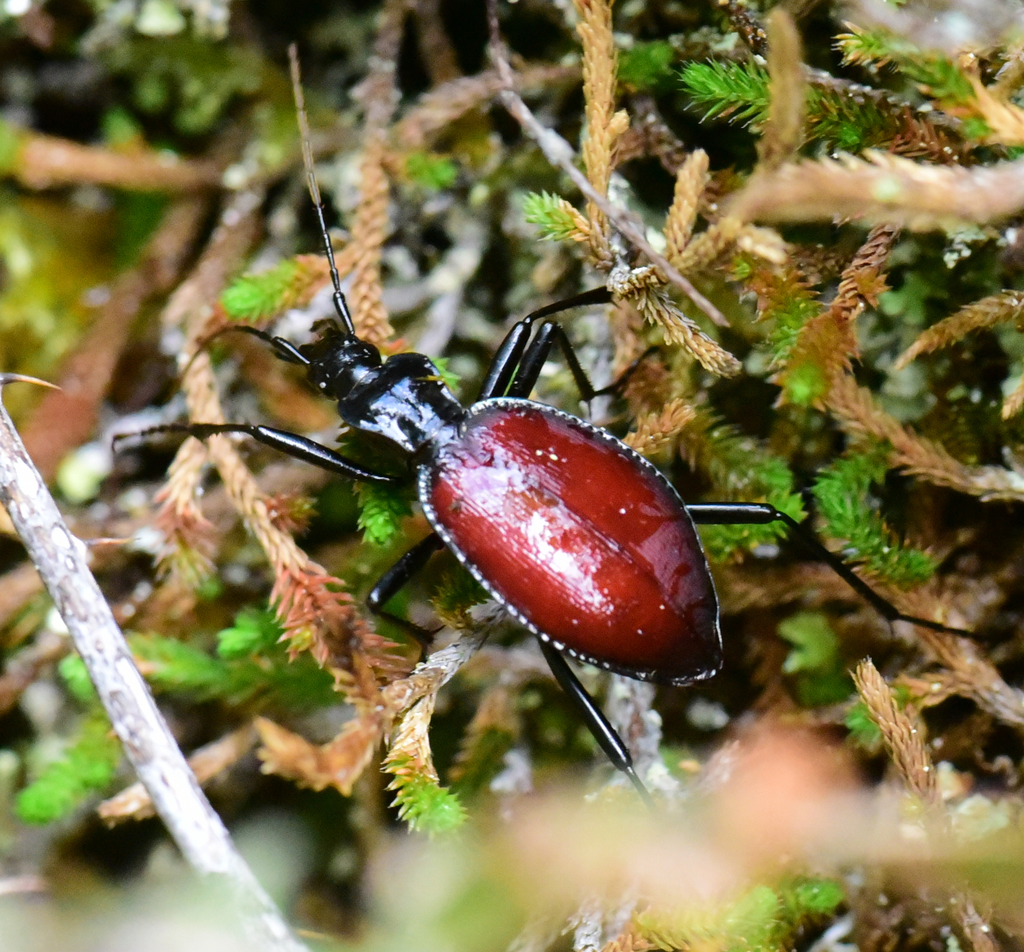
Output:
[{"xmin": 419, "ymin": 398, "xmax": 722, "ymax": 684}]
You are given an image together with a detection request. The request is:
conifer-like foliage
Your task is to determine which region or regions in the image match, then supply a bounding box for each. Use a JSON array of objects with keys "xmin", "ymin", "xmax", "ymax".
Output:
[{"xmin": 6, "ymin": 0, "xmax": 1024, "ymax": 948}]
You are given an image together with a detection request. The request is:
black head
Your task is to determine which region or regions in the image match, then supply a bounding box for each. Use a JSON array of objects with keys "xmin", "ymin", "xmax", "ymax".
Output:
[{"xmin": 300, "ymin": 320, "xmax": 383, "ymax": 401}]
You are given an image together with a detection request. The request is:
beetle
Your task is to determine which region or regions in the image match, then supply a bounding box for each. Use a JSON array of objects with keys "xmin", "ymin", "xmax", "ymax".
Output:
[
  {"xmin": 130, "ymin": 286, "xmax": 971, "ymax": 801},
  {"xmin": 123, "ymin": 87, "xmax": 969, "ymax": 803}
]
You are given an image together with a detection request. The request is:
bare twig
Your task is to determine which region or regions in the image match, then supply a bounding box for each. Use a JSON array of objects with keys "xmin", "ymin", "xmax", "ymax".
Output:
[
  {"xmin": 100, "ymin": 721, "xmax": 260, "ymax": 824},
  {"xmin": 0, "ymin": 375, "xmax": 307, "ymax": 952},
  {"xmin": 486, "ymin": 1, "xmax": 730, "ymax": 329}
]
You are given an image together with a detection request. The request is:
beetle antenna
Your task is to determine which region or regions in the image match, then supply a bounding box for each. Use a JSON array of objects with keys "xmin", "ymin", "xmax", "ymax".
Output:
[
  {"xmin": 176, "ymin": 323, "xmax": 307, "ymax": 382},
  {"xmin": 288, "ymin": 44, "xmax": 357, "ymax": 338},
  {"xmin": 177, "ymin": 324, "xmax": 308, "ymax": 382}
]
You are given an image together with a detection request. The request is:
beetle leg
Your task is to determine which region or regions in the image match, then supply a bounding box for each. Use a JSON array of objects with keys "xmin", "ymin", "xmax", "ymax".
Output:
[
  {"xmin": 498, "ymin": 304, "xmax": 656, "ymax": 402},
  {"xmin": 479, "ymin": 288, "xmax": 612, "ymax": 400},
  {"xmin": 367, "ymin": 533, "xmax": 446, "ymax": 650},
  {"xmin": 114, "ymin": 422, "xmax": 402, "ymax": 485},
  {"xmin": 687, "ymin": 502, "xmax": 971, "ymax": 637},
  {"xmin": 592, "ymin": 345, "xmax": 660, "ymax": 397},
  {"xmin": 537, "ymin": 639, "xmax": 655, "ymax": 808},
  {"xmin": 504, "ymin": 320, "xmax": 599, "ymax": 401}
]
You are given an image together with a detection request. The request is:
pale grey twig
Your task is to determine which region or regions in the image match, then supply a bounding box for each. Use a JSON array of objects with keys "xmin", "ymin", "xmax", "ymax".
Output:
[{"xmin": 0, "ymin": 374, "xmax": 307, "ymax": 952}]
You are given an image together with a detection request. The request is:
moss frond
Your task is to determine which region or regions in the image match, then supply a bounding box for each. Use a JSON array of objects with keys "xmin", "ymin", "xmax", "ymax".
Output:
[
  {"xmin": 16, "ymin": 709, "xmax": 122, "ymax": 825},
  {"xmin": 124, "ymin": 626, "xmax": 336, "ymax": 710},
  {"xmin": 522, "ymin": 191, "xmax": 590, "ymax": 243},
  {"xmin": 838, "ymin": 26, "xmax": 976, "ymax": 107},
  {"xmin": 385, "ymin": 754, "xmax": 467, "ymax": 835},
  {"xmin": 221, "ymin": 258, "xmax": 300, "ymax": 321},
  {"xmin": 639, "ymin": 876, "xmax": 844, "ymax": 952},
  {"xmin": 619, "ymin": 40, "xmax": 676, "ymax": 92},
  {"xmin": 356, "ymin": 482, "xmax": 414, "ymax": 547},
  {"xmin": 431, "ymin": 567, "xmax": 489, "ymax": 629},
  {"xmin": 681, "ymin": 61, "xmax": 770, "ymax": 126},
  {"xmin": 681, "ymin": 407, "xmax": 805, "ymax": 560},
  {"xmin": 811, "ymin": 442, "xmax": 937, "ymax": 588},
  {"xmin": 405, "ymin": 151, "xmax": 458, "ymax": 191}
]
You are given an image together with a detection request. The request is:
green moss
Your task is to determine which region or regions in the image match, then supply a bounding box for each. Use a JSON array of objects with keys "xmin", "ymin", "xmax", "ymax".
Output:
[
  {"xmin": 522, "ymin": 191, "xmax": 583, "ymax": 242},
  {"xmin": 356, "ymin": 482, "xmax": 414, "ymax": 547},
  {"xmin": 619, "ymin": 41, "xmax": 676, "ymax": 92},
  {"xmin": 812, "ymin": 443, "xmax": 937, "ymax": 588},
  {"xmin": 387, "ymin": 757, "xmax": 467, "ymax": 835},
  {"xmin": 221, "ymin": 258, "xmax": 300, "ymax": 321},
  {"xmin": 406, "ymin": 151, "xmax": 458, "ymax": 191},
  {"xmin": 17, "ymin": 710, "xmax": 121, "ymax": 825}
]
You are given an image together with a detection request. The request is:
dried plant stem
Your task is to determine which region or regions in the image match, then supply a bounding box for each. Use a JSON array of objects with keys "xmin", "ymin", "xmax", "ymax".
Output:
[
  {"xmin": 393, "ymin": 62, "xmax": 579, "ymax": 150},
  {"xmin": 412, "ymin": 0, "xmax": 461, "ymax": 86},
  {"xmin": 728, "ymin": 151, "xmax": 1024, "ymax": 229},
  {"xmin": 0, "ymin": 376, "xmax": 306, "ymax": 952},
  {"xmin": 347, "ymin": 0, "xmax": 404, "ymax": 345},
  {"xmin": 155, "ymin": 189, "xmax": 265, "ymax": 580},
  {"xmin": 486, "ymin": 0, "xmax": 729, "ymax": 329},
  {"xmin": 828, "ymin": 373, "xmax": 1024, "ymax": 501},
  {"xmin": 913, "ymin": 625, "xmax": 1024, "ymax": 730},
  {"xmin": 14, "ymin": 130, "xmax": 222, "ymax": 191},
  {"xmin": 664, "ymin": 151, "xmax": 708, "ymax": 261},
  {"xmin": 623, "ymin": 399, "xmax": 696, "ymax": 456},
  {"xmin": 573, "ymin": 0, "xmax": 619, "ymax": 259},
  {"xmin": 853, "ymin": 659, "xmax": 939, "ymax": 807},
  {"xmin": 759, "ymin": 9, "xmax": 806, "ymax": 170},
  {"xmin": 783, "ymin": 223, "xmax": 897, "ymax": 391},
  {"xmin": 855, "ymin": 659, "xmax": 1001, "ymax": 950},
  {"xmin": 157, "ymin": 191, "xmax": 384, "ymax": 675}
]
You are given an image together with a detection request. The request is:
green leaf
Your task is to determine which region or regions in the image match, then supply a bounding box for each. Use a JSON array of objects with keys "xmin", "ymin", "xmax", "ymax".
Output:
[
  {"xmin": 431, "ymin": 356, "xmax": 462, "ymax": 394},
  {"xmin": 779, "ymin": 875, "xmax": 845, "ymax": 919},
  {"xmin": 58, "ymin": 654, "xmax": 97, "ymax": 703},
  {"xmin": 778, "ymin": 612, "xmax": 839, "ymax": 675},
  {"xmin": 845, "ymin": 700, "xmax": 883, "ymax": 748},
  {"xmin": 217, "ymin": 607, "xmax": 284, "ymax": 659},
  {"xmin": 778, "ymin": 613, "xmax": 853, "ymax": 707},
  {"xmin": 221, "ymin": 258, "xmax": 300, "ymax": 321}
]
